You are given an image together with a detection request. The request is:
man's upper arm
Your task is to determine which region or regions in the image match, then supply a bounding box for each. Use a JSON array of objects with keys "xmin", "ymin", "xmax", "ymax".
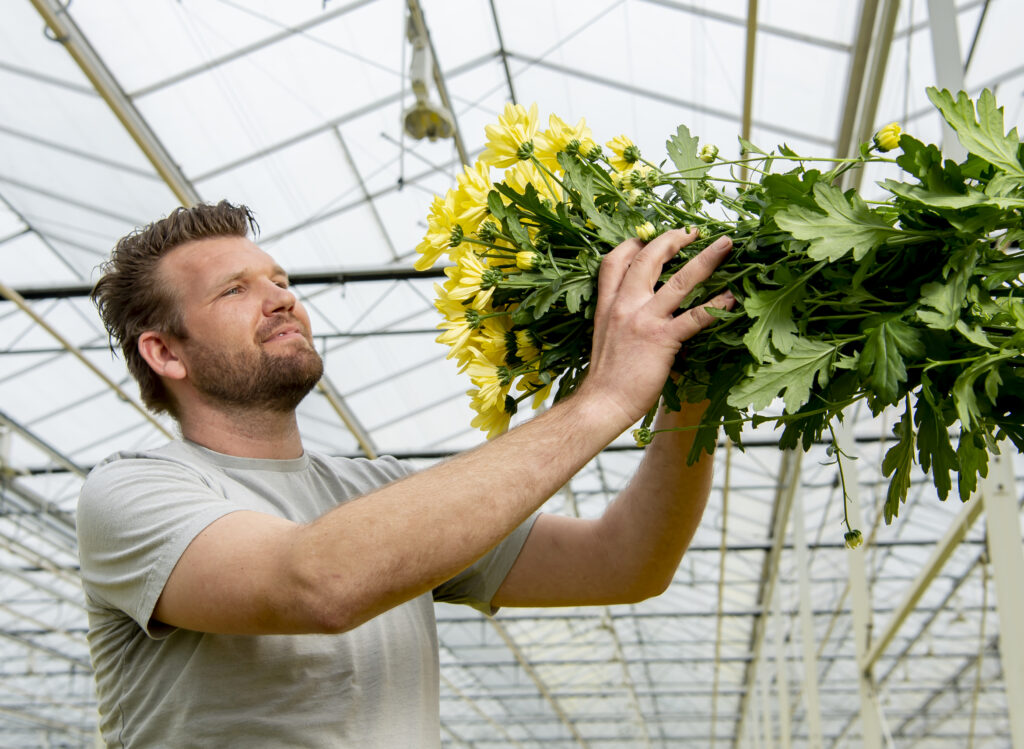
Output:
[
  {"xmin": 491, "ymin": 514, "xmax": 648, "ymax": 608},
  {"xmin": 151, "ymin": 509, "xmax": 317, "ymax": 635},
  {"xmin": 77, "ymin": 457, "xmax": 315, "ymax": 637}
]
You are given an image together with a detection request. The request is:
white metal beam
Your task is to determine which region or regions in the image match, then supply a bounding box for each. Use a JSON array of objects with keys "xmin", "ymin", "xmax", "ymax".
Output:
[
  {"xmin": 981, "ymin": 444, "xmax": 1024, "ymax": 747},
  {"xmin": 792, "ymin": 486, "xmax": 823, "ymax": 746},
  {"xmin": 836, "ymin": 421, "xmax": 882, "ymax": 749},
  {"xmin": 734, "ymin": 450, "xmax": 802, "ymax": 746},
  {"xmin": 29, "ymin": 0, "xmax": 202, "ymax": 206},
  {"xmin": 926, "ymin": 0, "xmax": 968, "ymax": 160}
]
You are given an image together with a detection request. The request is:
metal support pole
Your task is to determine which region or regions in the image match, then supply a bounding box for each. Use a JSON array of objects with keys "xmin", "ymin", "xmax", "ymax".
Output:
[
  {"xmin": 759, "ymin": 662, "xmax": 775, "ymax": 749},
  {"xmin": 792, "ymin": 486, "xmax": 823, "ymax": 746},
  {"xmin": 926, "ymin": 0, "xmax": 968, "ymax": 160},
  {"xmin": 734, "ymin": 450, "xmax": 802, "ymax": 746},
  {"xmin": 771, "ymin": 586, "xmax": 792, "ymax": 748},
  {"xmin": 981, "ymin": 444, "xmax": 1024, "ymax": 748},
  {"xmin": 835, "ymin": 422, "xmax": 882, "ymax": 748}
]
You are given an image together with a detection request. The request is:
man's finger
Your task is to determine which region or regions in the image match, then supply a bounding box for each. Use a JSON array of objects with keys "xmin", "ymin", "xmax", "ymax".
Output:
[
  {"xmin": 617, "ymin": 228, "xmax": 700, "ymax": 298},
  {"xmin": 596, "ymin": 237, "xmax": 645, "ymax": 317},
  {"xmin": 667, "ymin": 289, "xmax": 736, "ymax": 343},
  {"xmin": 648, "ymin": 236, "xmax": 732, "ymax": 318}
]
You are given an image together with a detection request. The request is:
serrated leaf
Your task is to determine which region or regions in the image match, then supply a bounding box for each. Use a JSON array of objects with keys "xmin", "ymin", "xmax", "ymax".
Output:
[
  {"xmin": 740, "ymin": 262, "xmax": 822, "ymax": 362},
  {"xmin": 881, "ymin": 179, "xmax": 993, "ymax": 209},
  {"xmin": 927, "ymin": 87, "xmax": 1024, "ymax": 178},
  {"xmin": 859, "ymin": 319, "xmax": 924, "ymax": 404},
  {"xmin": 916, "ymin": 247, "xmax": 979, "ymax": 329},
  {"xmin": 738, "ymin": 136, "xmax": 768, "ymax": 156},
  {"xmin": 727, "ymin": 338, "xmax": 836, "ymax": 412},
  {"xmin": 914, "ymin": 380, "xmax": 957, "ymax": 501},
  {"xmin": 775, "ymin": 182, "xmax": 895, "ymax": 262},
  {"xmin": 881, "ymin": 402, "xmax": 916, "ymax": 523},
  {"xmin": 487, "ymin": 190, "xmax": 534, "ymax": 251},
  {"xmin": 951, "ymin": 351, "xmax": 1018, "ymax": 430},
  {"xmin": 666, "ymin": 124, "xmax": 711, "ymax": 207},
  {"xmin": 956, "ymin": 430, "xmax": 989, "ymax": 500},
  {"xmin": 558, "ymin": 154, "xmax": 631, "ymax": 245},
  {"xmin": 954, "ymin": 320, "xmax": 997, "ymax": 349}
]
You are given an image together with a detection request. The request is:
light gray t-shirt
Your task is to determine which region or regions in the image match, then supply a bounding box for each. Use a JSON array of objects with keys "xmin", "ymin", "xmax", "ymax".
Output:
[{"xmin": 77, "ymin": 440, "xmax": 535, "ymax": 749}]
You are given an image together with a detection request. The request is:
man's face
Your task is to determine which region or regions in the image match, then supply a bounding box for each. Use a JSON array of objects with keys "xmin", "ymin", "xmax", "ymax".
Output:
[{"xmin": 158, "ymin": 235, "xmax": 323, "ymax": 412}]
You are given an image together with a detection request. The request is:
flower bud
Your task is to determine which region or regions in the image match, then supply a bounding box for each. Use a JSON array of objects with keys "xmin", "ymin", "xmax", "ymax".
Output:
[
  {"xmin": 698, "ymin": 144, "xmax": 719, "ymax": 163},
  {"xmin": 844, "ymin": 529, "xmax": 863, "ymax": 549},
  {"xmin": 873, "ymin": 122, "xmax": 902, "ymax": 152},
  {"xmin": 515, "ymin": 250, "xmax": 539, "ymax": 270},
  {"xmin": 635, "ymin": 222, "xmax": 657, "ymax": 241},
  {"xmin": 632, "ymin": 427, "xmax": 653, "ymax": 447}
]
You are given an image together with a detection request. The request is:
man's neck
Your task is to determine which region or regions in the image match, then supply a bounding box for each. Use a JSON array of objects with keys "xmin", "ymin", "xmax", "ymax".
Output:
[{"xmin": 178, "ymin": 404, "xmax": 305, "ymax": 460}]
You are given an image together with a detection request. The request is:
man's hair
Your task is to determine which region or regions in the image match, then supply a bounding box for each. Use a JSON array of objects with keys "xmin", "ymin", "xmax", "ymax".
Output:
[{"xmin": 91, "ymin": 201, "xmax": 259, "ymax": 417}]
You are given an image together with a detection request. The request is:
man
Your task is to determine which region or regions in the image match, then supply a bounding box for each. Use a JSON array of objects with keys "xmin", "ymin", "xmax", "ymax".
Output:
[{"xmin": 78, "ymin": 201, "xmax": 735, "ymax": 747}]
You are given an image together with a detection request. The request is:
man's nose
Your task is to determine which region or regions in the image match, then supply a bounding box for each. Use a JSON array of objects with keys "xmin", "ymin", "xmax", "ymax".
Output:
[{"xmin": 262, "ymin": 280, "xmax": 296, "ymax": 315}]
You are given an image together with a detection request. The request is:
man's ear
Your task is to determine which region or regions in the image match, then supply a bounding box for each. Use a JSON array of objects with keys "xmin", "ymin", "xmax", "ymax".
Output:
[{"xmin": 138, "ymin": 331, "xmax": 187, "ymax": 381}]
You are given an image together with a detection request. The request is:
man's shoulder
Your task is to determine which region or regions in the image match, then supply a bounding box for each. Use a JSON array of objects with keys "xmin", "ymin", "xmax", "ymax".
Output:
[
  {"xmin": 307, "ymin": 452, "xmax": 417, "ymax": 484},
  {"xmin": 86, "ymin": 440, "xmax": 213, "ymax": 483}
]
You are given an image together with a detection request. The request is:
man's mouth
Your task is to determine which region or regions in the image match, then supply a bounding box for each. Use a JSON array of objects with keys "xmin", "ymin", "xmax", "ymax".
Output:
[{"xmin": 263, "ymin": 325, "xmax": 306, "ymax": 343}]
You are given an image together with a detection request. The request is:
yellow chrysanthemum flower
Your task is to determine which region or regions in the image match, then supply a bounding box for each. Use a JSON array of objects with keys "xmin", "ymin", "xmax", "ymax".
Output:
[
  {"xmin": 480, "ymin": 102, "xmax": 540, "ymax": 168},
  {"xmin": 515, "ymin": 329, "xmax": 541, "ymax": 364},
  {"xmin": 470, "ymin": 397, "xmax": 512, "ymax": 439},
  {"xmin": 415, "ymin": 191, "xmax": 462, "ymax": 271},
  {"xmin": 466, "ymin": 357, "xmax": 511, "ymax": 412},
  {"xmin": 873, "ymin": 122, "xmax": 902, "ymax": 152},
  {"xmin": 476, "ymin": 314, "xmax": 513, "ymax": 365},
  {"xmin": 516, "ymin": 371, "xmax": 554, "ymax": 408},
  {"xmin": 435, "ymin": 293, "xmax": 483, "ymax": 359},
  {"xmin": 453, "ymin": 161, "xmax": 492, "ymax": 233},
  {"xmin": 607, "ymin": 134, "xmax": 641, "ymax": 171},
  {"xmin": 443, "ymin": 252, "xmax": 503, "ymax": 310},
  {"xmin": 534, "ymin": 114, "xmax": 596, "ymax": 172},
  {"xmin": 503, "ymin": 160, "xmax": 559, "ymax": 205}
]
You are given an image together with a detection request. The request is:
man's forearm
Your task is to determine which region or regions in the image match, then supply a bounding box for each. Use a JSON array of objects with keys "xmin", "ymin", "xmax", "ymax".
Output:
[
  {"xmin": 287, "ymin": 391, "xmax": 628, "ymax": 632},
  {"xmin": 593, "ymin": 401, "xmax": 715, "ymax": 598}
]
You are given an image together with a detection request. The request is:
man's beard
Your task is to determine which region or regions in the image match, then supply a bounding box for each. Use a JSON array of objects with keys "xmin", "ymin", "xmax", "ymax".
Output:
[{"xmin": 185, "ymin": 333, "xmax": 324, "ymax": 413}]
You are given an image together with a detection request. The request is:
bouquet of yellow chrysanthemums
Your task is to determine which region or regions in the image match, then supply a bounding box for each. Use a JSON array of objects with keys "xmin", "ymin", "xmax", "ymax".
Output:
[{"xmin": 416, "ymin": 90, "xmax": 1024, "ymax": 531}]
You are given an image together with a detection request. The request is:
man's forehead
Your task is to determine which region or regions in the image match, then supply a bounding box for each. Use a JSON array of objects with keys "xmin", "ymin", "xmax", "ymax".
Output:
[{"xmin": 162, "ymin": 236, "xmax": 284, "ymax": 282}]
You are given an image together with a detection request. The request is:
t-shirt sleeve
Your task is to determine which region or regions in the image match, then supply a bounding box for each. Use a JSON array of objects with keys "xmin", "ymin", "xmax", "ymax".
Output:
[
  {"xmin": 433, "ymin": 514, "xmax": 540, "ymax": 615},
  {"xmin": 76, "ymin": 457, "xmax": 242, "ymax": 638}
]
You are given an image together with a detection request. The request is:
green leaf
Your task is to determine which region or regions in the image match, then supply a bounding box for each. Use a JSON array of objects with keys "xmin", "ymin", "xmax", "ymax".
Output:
[
  {"xmin": 738, "ymin": 135, "xmax": 768, "ymax": 156},
  {"xmin": 665, "ymin": 124, "xmax": 711, "ymax": 208},
  {"xmin": 954, "ymin": 320, "xmax": 997, "ymax": 349},
  {"xmin": 740, "ymin": 261, "xmax": 823, "ymax": 362},
  {"xmin": 956, "ymin": 430, "xmax": 989, "ymax": 500},
  {"xmin": 881, "ymin": 401, "xmax": 916, "ymax": 523},
  {"xmin": 926, "ymin": 87, "xmax": 1024, "ymax": 178},
  {"xmin": 775, "ymin": 182, "xmax": 895, "ymax": 262},
  {"xmin": 487, "ymin": 190, "xmax": 534, "ymax": 251},
  {"xmin": 881, "ymin": 179, "xmax": 993, "ymax": 209},
  {"xmin": 914, "ymin": 379, "xmax": 958, "ymax": 501},
  {"xmin": 916, "ymin": 247, "xmax": 979, "ymax": 330},
  {"xmin": 859, "ymin": 319, "xmax": 924, "ymax": 404},
  {"xmin": 951, "ymin": 351, "xmax": 1020, "ymax": 430},
  {"xmin": 558, "ymin": 154, "xmax": 632, "ymax": 245},
  {"xmin": 727, "ymin": 338, "xmax": 837, "ymax": 412}
]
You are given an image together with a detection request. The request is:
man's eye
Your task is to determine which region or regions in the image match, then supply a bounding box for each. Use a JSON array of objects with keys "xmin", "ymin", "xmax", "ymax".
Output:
[{"xmin": 223, "ymin": 286, "xmax": 242, "ymax": 296}]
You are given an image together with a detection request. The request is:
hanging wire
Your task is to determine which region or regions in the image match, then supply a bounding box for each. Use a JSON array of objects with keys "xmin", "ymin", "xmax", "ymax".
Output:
[{"xmin": 398, "ymin": 7, "xmax": 408, "ymax": 190}]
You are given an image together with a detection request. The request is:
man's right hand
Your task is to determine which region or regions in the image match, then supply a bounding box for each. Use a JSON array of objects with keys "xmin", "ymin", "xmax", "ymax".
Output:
[{"xmin": 576, "ymin": 228, "xmax": 735, "ymax": 432}]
